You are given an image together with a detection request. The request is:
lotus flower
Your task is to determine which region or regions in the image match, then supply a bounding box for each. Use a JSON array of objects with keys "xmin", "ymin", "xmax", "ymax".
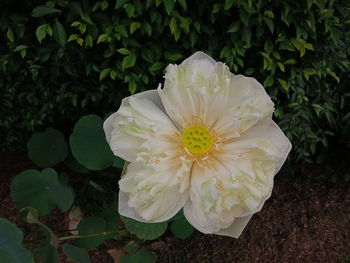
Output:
[{"xmin": 103, "ymin": 52, "xmax": 291, "ymax": 237}]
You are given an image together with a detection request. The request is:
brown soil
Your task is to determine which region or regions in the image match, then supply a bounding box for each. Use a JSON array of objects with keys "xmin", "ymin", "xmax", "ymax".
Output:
[{"xmin": 1, "ymin": 152, "xmax": 349, "ymax": 263}]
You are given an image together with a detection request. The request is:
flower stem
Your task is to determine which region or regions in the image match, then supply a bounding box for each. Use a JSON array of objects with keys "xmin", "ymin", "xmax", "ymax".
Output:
[{"xmin": 58, "ymin": 230, "xmax": 118, "ymax": 241}]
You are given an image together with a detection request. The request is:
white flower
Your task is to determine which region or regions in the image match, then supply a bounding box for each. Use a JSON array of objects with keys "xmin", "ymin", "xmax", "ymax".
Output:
[{"xmin": 103, "ymin": 52, "xmax": 291, "ymax": 237}]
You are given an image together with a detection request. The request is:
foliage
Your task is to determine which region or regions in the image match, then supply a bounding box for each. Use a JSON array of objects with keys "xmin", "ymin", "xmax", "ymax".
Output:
[
  {"xmin": 7, "ymin": 113, "xmax": 194, "ymax": 262},
  {"xmin": 0, "ymin": 0, "xmax": 349, "ymax": 168},
  {"xmin": 0, "ymin": 218, "xmax": 35, "ymax": 263}
]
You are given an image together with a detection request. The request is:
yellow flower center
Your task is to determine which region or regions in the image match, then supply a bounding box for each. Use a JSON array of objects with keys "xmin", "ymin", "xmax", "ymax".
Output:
[{"xmin": 182, "ymin": 126, "xmax": 213, "ymax": 155}]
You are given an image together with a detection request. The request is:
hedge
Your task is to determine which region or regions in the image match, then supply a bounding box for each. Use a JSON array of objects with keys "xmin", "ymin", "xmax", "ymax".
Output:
[{"xmin": 1, "ymin": 0, "xmax": 349, "ymax": 168}]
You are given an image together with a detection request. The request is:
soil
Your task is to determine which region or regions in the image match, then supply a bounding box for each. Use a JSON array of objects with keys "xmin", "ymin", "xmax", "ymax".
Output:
[{"xmin": 1, "ymin": 152, "xmax": 349, "ymax": 263}]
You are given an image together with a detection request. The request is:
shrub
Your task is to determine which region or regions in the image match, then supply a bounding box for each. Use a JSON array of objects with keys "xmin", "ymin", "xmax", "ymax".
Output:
[{"xmin": 1, "ymin": 0, "xmax": 349, "ymax": 167}]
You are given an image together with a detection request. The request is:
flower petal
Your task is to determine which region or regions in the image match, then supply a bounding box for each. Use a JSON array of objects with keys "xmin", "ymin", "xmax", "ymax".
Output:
[
  {"xmin": 158, "ymin": 52, "xmax": 274, "ymax": 137},
  {"xmin": 118, "ymin": 158, "xmax": 192, "ymax": 222},
  {"xmin": 103, "ymin": 89, "xmax": 176, "ymax": 162},
  {"xmin": 184, "ymin": 120, "xmax": 291, "ymax": 237}
]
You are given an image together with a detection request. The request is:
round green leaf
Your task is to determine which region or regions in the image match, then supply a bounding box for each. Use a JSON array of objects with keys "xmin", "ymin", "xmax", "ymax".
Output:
[
  {"xmin": 37, "ymin": 243, "xmax": 58, "ymax": 263},
  {"xmin": 75, "ymin": 216, "xmax": 107, "ymax": 249},
  {"xmin": 11, "ymin": 168, "xmax": 74, "ymax": 216},
  {"xmin": 27, "ymin": 127, "xmax": 68, "ymax": 168},
  {"xmin": 65, "ymin": 153, "xmax": 90, "ymax": 174},
  {"xmin": 63, "ymin": 244, "xmax": 90, "ymax": 263},
  {"xmin": 0, "ymin": 218, "xmax": 35, "ymax": 263},
  {"xmin": 120, "ymin": 216, "xmax": 167, "ymax": 240},
  {"xmin": 70, "ymin": 115, "xmax": 114, "ymax": 171},
  {"xmin": 170, "ymin": 217, "xmax": 194, "ymax": 239}
]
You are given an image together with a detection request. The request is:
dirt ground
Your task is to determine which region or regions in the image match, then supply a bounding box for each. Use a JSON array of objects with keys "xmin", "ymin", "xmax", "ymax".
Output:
[{"xmin": 1, "ymin": 152, "xmax": 349, "ymax": 263}]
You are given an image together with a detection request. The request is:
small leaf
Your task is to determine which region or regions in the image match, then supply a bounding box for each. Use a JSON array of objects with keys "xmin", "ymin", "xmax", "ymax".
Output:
[
  {"xmin": 164, "ymin": 0, "xmax": 175, "ymax": 15},
  {"xmin": 0, "ymin": 218, "xmax": 34, "ymax": 263},
  {"xmin": 36, "ymin": 24, "xmax": 48, "ymax": 43},
  {"xmin": 122, "ymin": 53, "xmax": 137, "ymax": 69},
  {"xmin": 227, "ymin": 22, "xmax": 240, "ymax": 33},
  {"xmin": 99, "ymin": 68, "xmax": 111, "ymax": 80},
  {"xmin": 63, "ymin": 244, "xmax": 90, "ymax": 263},
  {"xmin": 7, "ymin": 27, "xmax": 14, "ymax": 43},
  {"xmin": 121, "ymin": 216, "xmax": 167, "ymax": 240},
  {"xmin": 128, "ymin": 80, "xmax": 137, "ymax": 94},
  {"xmin": 263, "ymin": 74, "xmax": 274, "ymax": 87},
  {"xmin": 70, "ymin": 115, "xmax": 114, "ymax": 170},
  {"xmin": 177, "ymin": 0, "xmax": 187, "ymax": 10},
  {"xmin": 224, "ymin": 0, "xmax": 234, "ymax": 10},
  {"xmin": 32, "ymin": 6, "xmax": 61, "ymax": 17},
  {"xmin": 130, "ymin": 22, "xmax": 141, "ymax": 34},
  {"xmin": 53, "ymin": 19, "xmax": 67, "ymax": 47},
  {"xmin": 170, "ymin": 217, "xmax": 194, "ymax": 239},
  {"xmin": 75, "ymin": 216, "xmax": 107, "ymax": 249},
  {"xmin": 27, "ymin": 127, "xmax": 68, "ymax": 168},
  {"xmin": 37, "ymin": 243, "xmax": 59, "ymax": 263},
  {"xmin": 277, "ymin": 62, "xmax": 285, "ymax": 72},
  {"xmin": 115, "ymin": 0, "xmax": 128, "ymax": 9},
  {"xmin": 277, "ymin": 78, "xmax": 288, "ymax": 91},
  {"xmin": 117, "ymin": 48, "xmax": 129, "ymax": 55},
  {"xmin": 11, "ymin": 169, "xmax": 74, "ymax": 216},
  {"xmin": 149, "ymin": 62, "xmax": 164, "ymax": 73}
]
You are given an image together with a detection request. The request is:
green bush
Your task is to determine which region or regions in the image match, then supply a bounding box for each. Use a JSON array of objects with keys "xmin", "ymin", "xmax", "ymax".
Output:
[{"xmin": 1, "ymin": 0, "xmax": 349, "ymax": 167}]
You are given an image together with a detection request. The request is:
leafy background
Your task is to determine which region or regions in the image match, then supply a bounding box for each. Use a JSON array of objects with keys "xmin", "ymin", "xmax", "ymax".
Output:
[
  {"xmin": 1, "ymin": 0, "xmax": 349, "ymax": 169},
  {"xmin": 0, "ymin": 0, "xmax": 350, "ymax": 262}
]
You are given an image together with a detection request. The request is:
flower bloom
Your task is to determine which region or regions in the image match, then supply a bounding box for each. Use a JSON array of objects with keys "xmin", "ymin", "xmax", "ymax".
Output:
[{"xmin": 104, "ymin": 52, "xmax": 291, "ymax": 237}]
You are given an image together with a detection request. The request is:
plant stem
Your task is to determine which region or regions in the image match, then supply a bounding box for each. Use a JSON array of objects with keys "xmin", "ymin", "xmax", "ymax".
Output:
[{"xmin": 59, "ymin": 230, "xmax": 118, "ymax": 241}]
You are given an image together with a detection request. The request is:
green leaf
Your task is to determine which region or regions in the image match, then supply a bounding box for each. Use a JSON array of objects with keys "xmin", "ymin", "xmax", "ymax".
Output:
[
  {"xmin": 116, "ymin": 0, "xmax": 128, "ymax": 9},
  {"xmin": 99, "ymin": 68, "xmax": 111, "ymax": 80},
  {"xmin": 224, "ymin": 0, "xmax": 234, "ymax": 10},
  {"xmin": 65, "ymin": 153, "xmax": 89, "ymax": 173},
  {"xmin": 0, "ymin": 218, "xmax": 34, "ymax": 263},
  {"xmin": 277, "ymin": 78, "xmax": 288, "ymax": 91},
  {"xmin": 164, "ymin": 0, "xmax": 175, "ymax": 15},
  {"xmin": 128, "ymin": 80, "xmax": 137, "ymax": 94},
  {"xmin": 27, "ymin": 127, "xmax": 68, "ymax": 167},
  {"xmin": 75, "ymin": 216, "xmax": 107, "ymax": 249},
  {"xmin": 177, "ymin": 0, "xmax": 187, "ymax": 10},
  {"xmin": 7, "ymin": 27, "xmax": 14, "ymax": 43},
  {"xmin": 121, "ymin": 216, "xmax": 167, "ymax": 240},
  {"xmin": 70, "ymin": 115, "xmax": 114, "ymax": 170},
  {"xmin": 97, "ymin": 34, "xmax": 110, "ymax": 44},
  {"xmin": 113, "ymin": 156, "xmax": 125, "ymax": 168},
  {"xmin": 36, "ymin": 24, "xmax": 48, "ymax": 43},
  {"xmin": 149, "ymin": 62, "xmax": 164, "ymax": 74},
  {"xmin": 53, "ymin": 19, "xmax": 67, "ymax": 47},
  {"xmin": 37, "ymin": 243, "xmax": 59, "ymax": 263},
  {"xmin": 63, "ymin": 244, "xmax": 90, "ymax": 263},
  {"xmin": 32, "ymin": 6, "xmax": 61, "ymax": 17},
  {"xmin": 164, "ymin": 52, "xmax": 183, "ymax": 61},
  {"xmin": 11, "ymin": 169, "xmax": 74, "ymax": 216},
  {"xmin": 263, "ymin": 74, "xmax": 274, "ymax": 87},
  {"xmin": 130, "ymin": 22, "xmax": 141, "ymax": 34},
  {"xmin": 122, "ymin": 53, "xmax": 137, "ymax": 69},
  {"xmin": 264, "ymin": 17, "xmax": 274, "ymax": 33},
  {"xmin": 117, "ymin": 48, "xmax": 129, "ymax": 55},
  {"xmin": 170, "ymin": 217, "xmax": 194, "ymax": 239},
  {"xmin": 227, "ymin": 22, "xmax": 240, "ymax": 33}
]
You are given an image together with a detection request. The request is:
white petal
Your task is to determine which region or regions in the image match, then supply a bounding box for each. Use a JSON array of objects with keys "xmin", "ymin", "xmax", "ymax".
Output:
[
  {"xmin": 183, "ymin": 120, "xmax": 291, "ymax": 237},
  {"xmin": 103, "ymin": 90, "xmax": 164, "ymax": 144},
  {"xmin": 158, "ymin": 52, "xmax": 274, "ymax": 137},
  {"xmin": 103, "ymin": 89, "xmax": 178, "ymax": 162},
  {"xmin": 118, "ymin": 158, "xmax": 192, "ymax": 222}
]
